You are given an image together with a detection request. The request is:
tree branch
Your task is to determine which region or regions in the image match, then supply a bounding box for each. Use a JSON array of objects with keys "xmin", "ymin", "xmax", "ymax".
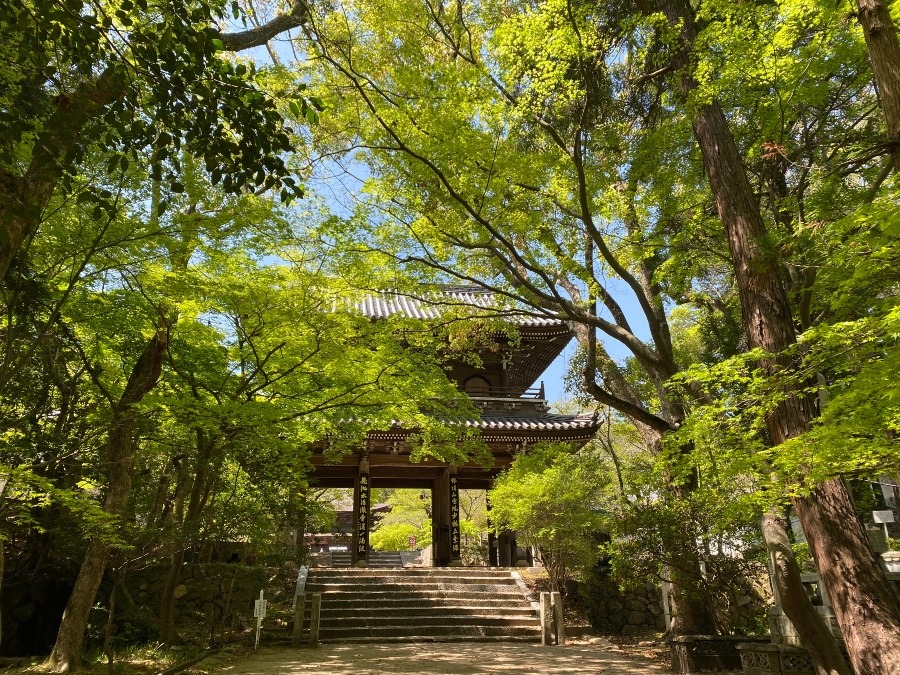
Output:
[{"xmin": 220, "ymin": 1, "xmax": 309, "ymax": 51}]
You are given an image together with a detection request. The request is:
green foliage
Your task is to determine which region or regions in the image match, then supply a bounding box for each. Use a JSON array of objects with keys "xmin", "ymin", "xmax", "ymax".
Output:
[
  {"xmin": 0, "ymin": 0, "xmax": 309, "ymax": 214},
  {"xmin": 490, "ymin": 443, "xmax": 610, "ymax": 590},
  {"xmin": 370, "ymin": 489, "xmax": 432, "ymax": 551}
]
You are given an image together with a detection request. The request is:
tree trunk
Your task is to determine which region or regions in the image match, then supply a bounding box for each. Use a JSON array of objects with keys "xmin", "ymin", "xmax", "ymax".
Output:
[
  {"xmin": 48, "ymin": 323, "xmax": 168, "ymax": 672},
  {"xmin": 651, "ymin": 0, "xmax": 900, "ymax": 672},
  {"xmin": 0, "ymin": 68, "xmax": 124, "ymax": 284},
  {"xmin": 158, "ymin": 549, "xmax": 187, "ymax": 646},
  {"xmin": 795, "ymin": 480, "xmax": 900, "ymax": 675},
  {"xmin": 667, "ymin": 556, "xmax": 718, "ymax": 635},
  {"xmin": 857, "ymin": 0, "xmax": 900, "ymax": 172},
  {"xmin": 159, "ymin": 430, "xmax": 214, "ymax": 644},
  {"xmin": 691, "ymin": 60, "xmax": 900, "ymax": 675},
  {"xmin": 761, "ymin": 511, "xmax": 850, "ymax": 675}
]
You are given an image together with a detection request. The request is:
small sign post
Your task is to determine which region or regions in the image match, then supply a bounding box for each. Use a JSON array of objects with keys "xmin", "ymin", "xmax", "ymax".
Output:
[
  {"xmin": 253, "ymin": 590, "xmax": 267, "ymax": 650},
  {"xmin": 408, "ymin": 535, "xmax": 416, "ymax": 549},
  {"xmin": 874, "ymin": 510, "xmax": 895, "ymax": 540}
]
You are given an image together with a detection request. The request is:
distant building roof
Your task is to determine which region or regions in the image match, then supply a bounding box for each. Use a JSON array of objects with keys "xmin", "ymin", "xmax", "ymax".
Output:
[
  {"xmin": 331, "ymin": 496, "xmax": 390, "ymax": 513},
  {"xmin": 352, "ymin": 287, "xmax": 564, "ymax": 328}
]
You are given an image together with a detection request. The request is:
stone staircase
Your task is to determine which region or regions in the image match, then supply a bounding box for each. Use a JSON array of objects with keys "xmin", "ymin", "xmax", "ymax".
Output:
[
  {"xmin": 330, "ymin": 551, "xmax": 404, "ymax": 568},
  {"xmin": 303, "ymin": 568, "xmax": 541, "ymax": 643}
]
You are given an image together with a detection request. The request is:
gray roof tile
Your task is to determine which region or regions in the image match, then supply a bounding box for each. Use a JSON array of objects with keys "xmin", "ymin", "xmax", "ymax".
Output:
[{"xmin": 351, "ymin": 288, "xmax": 564, "ymax": 327}]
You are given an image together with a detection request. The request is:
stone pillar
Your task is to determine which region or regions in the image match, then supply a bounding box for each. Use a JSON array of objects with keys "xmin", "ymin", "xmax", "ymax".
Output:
[
  {"xmin": 352, "ymin": 458, "xmax": 370, "ymax": 567},
  {"xmin": 449, "ymin": 466, "xmax": 462, "ymax": 566},
  {"xmin": 433, "ymin": 467, "xmax": 451, "ymax": 566}
]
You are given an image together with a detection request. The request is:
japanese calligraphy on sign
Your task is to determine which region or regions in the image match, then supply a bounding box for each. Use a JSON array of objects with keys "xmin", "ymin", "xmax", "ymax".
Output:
[
  {"xmin": 356, "ymin": 472, "xmax": 370, "ymax": 557},
  {"xmin": 449, "ymin": 475, "xmax": 461, "ymax": 556}
]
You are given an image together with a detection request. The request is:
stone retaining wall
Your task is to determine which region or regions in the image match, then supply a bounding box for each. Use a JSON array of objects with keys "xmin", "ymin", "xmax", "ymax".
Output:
[
  {"xmin": 118, "ymin": 563, "xmax": 279, "ymax": 641},
  {"xmin": 583, "ymin": 577, "xmax": 666, "ymax": 635}
]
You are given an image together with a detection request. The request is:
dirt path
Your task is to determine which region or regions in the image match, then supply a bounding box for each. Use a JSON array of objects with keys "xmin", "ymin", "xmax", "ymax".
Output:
[{"xmin": 196, "ymin": 639, "xmax": 676, "ymax": 674}]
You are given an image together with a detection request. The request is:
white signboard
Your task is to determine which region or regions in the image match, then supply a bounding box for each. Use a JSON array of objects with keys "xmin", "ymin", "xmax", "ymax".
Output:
[
  {"xmin": 254, "ymin": 590, "xmax": 266, "ymax": 650},
  {"xmin": 873, "ymin": 510, "xmax": 895, "ymax": 524}
]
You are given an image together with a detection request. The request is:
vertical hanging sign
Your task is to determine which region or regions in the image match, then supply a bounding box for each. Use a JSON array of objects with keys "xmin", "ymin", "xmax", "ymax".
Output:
[
  {"xmin": 357, "ymin": 472, "xmax": 370, "ymax": 559},
  {"xmin": 449, "ymin": 473, "xmax": 461, "ymax": 559}
]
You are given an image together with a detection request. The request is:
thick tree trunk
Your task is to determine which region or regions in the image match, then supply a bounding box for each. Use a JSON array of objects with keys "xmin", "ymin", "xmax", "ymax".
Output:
[
  {"xmin": 651, "ymin": 1, "xmax": 900, "ymax": 672},
  {"xmin": 691, "ymin": 72, "xmax": 900, "ymax": 675},
  {"xmin": 48, "ymin": 324, "xmax": 168, "ymax": 672},
  {"xmin": 0, "ymin": 67, "xmax": 125, "ymax": 284},
  {"xmin": 761, "ymin": 511, "xmax": 850, "ymax": 675},
  {"xmin": 667, "ymin": 555, "xmax": 718, "ymax": 635},
  {"xmin": 795, "ymin": 480, "xmax": 900, "ymax": 675},
  {"xmin": 857, "ymin": 0, "xmax": 900, "ymax": 172},
  {"xmin": 48, "ymin": 423, "xmax": 136, "ymax": 672}
]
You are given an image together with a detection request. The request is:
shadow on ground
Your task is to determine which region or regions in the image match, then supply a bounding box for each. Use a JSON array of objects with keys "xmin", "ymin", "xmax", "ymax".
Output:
[{"xmin": 204, "ymin": 641, "xmax": 676, "ymax": 674}]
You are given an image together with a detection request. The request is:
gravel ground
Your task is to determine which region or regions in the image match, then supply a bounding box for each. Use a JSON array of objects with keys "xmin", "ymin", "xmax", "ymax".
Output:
[{"xmin": 194, "ymin": 638, "xmax": 679, "ymax": 674}]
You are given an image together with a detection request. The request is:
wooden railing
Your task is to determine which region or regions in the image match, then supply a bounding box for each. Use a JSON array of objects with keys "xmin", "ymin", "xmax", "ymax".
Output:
[{"xmin": 463, "ymin": 382, "xmax": 546, "ymax": 399}]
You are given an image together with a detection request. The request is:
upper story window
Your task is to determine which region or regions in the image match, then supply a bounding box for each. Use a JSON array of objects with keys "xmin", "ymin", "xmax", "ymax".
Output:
[{"xmin": 463, "ymin": 375, "xmax": 491, "ymax": 396}]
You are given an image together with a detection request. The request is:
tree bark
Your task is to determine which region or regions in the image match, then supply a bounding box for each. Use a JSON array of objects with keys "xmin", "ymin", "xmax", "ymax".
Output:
[
  {"xmin": 761, "ymin": 511, "xmax": 850, "ymax": 675},
  {"xmin": 857, "ymin": 0, "xmax": 900, "ymax": 172},
  {"xmin": 651, "ymin": 0, "xmax": 900, "ymax": 672},
  {"xmin": 48, "ymin": 322, "xmax": 168, "ymax": 672}
]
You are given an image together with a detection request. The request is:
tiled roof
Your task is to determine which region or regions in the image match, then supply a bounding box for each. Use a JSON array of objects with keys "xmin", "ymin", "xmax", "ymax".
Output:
[
  {"xmin": 352, "ymin": 288, "xmax": 564, "ymax": 328},
  {"xmin": 465, "ymin": 414, "xmax": 597, "ymax": 432},
  {"xmin": 356, "ymin": 413, "xmax": 597, "ymax": 434}
]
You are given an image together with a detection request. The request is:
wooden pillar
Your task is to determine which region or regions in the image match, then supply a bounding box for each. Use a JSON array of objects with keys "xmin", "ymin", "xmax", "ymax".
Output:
[
  {"xmin": 449, "ymin": 465, "xmax": 462, "ymax": 566},
  {"xmin": 433, "ymin": 467, "xmax": 451, "ymax": 566},
  {"xmin": 352, "ymin": 458, "xmax": 370, "ymax": 567},
  {"xmin": 498, "ymin": 531, "xmax": 512, "ymax": 567},
  {"xmin": 487, "ymin": 491, "xmax": 498, "ymax": 567}
]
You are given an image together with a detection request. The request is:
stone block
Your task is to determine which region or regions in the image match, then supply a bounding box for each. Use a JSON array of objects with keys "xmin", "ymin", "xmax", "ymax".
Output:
[
  {"xmin": 627, "ymin": 610, "xmax": 647, "ymax": 625},
  {"xmin": 626, "ymin": 598, "xmax": 646, "ymax": 612}
]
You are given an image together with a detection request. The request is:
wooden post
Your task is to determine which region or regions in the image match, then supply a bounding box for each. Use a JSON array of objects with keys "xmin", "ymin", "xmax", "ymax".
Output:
[
  {"xmin": 433, "ymin": 469, "xmax": 451, "ymax": 566},
  {"xmin": 551, "ymin": 591, "xmax": 565, "ymax": 645},
  {"xmin": 308, "ymin": 593, "xmax": 322, "ymax": 646},
  {"xmin": 486, "ymin": 490, "xmax": 497, "ymax": 567},
  {"xmin": 292, "ymin": 592, "xmax": 306, "ymax": 647},
  {"xmin": 540, "ymin": 592, "xmax": 553, "ymax": 646}
]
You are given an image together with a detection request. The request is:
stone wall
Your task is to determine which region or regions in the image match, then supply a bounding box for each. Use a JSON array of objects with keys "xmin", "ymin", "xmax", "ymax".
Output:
[
  {"xmin": 1, "ymin": 572, "xmax": 74, "ymax": 655},
  {"xmin": 582, "ymin": 575, "xmax": 666, "ymax": 636},
  {"xmin": 116, "ymin": 563, "xmax": 280, "ymax": 642},
  {"xmin": 2, "ymin": 561, "xmax": 296, "ymax": 655}
]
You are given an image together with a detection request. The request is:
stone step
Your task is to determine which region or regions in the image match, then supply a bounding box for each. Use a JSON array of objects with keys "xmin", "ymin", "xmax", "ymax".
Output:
[
  {"xmin": 309, "ymin": 567, "xmax": 515, "ymax": 583},
  {"xmin": 309, "ymin": 566, "xmax": 518, "ymax": 578},
  {"xmin": 319, "ymin": 625, "xmax": 541, "ymax": 640},
  {"xmin": 319, "ymin": 605, "xmax": 536, "ymax": 616},
  {"xmin": 318, "ymin": 635, "xmax": 540, "ymax": 644},
  {"xmin": 329, "ymin": 552, "xmax": 405, "ymax": 568},
  {"xmin": 307, "ymin": 582, "xmax": 519, "ymax": 593},
  {"xmin": 299, "ymin": 568, "xmax": 538, "ymax": 644},
  {"xmin": 312, "ymin": 591, "xmax": 531, "ymax": 610},
  {"xmin": 320, "ymin": 615, "xmax": 538, "ymax": 628}
]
